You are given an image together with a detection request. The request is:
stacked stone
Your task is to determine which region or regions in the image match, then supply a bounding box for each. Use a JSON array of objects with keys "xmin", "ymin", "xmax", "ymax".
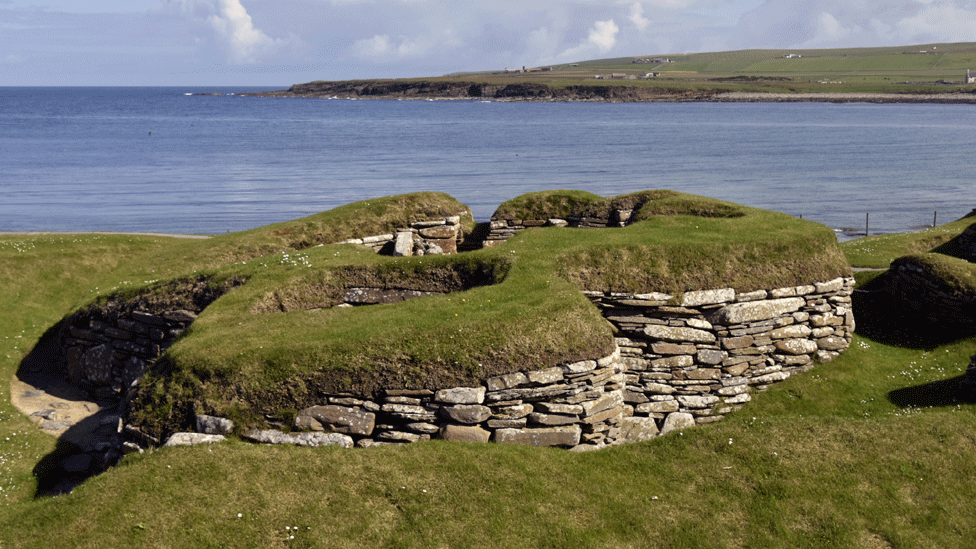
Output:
[
  {"xmin": 338, "ymin": 216, "xmax": 463, "ymax": 256},
  {"xmin": 142, "ymin": 279, "xmax": 856, "ymax": 452},
  {"xmin": 340, "ymin": 287, "xmax": 443, "ymax": 306},
  {"xmin": 483, "ymin": 219, "xmax": 551, "ymax": 247},
  {"xmin": 61, "ymin": 309, "xmax": 197, "ymax": 399},
  {"xmin": 279, "ymin": 349, "xmax": 628, "ymax": 451},
  {"xmin": 588, "ymin": 277, "xmax": 855, "ymax": 431},
  {"xmin": 482, "ymin": 209, "xmax": 636, "ymax": 247}
]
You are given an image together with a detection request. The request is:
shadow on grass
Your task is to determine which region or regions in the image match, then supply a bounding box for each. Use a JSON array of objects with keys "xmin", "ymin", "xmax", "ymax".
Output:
[
  {"xmin": 15, "ymin": 320, "xmax": 125, "ymax": 498},
  {"xmin": 888, "ymin": 375, "xmax": 976, "ymax": 409}
]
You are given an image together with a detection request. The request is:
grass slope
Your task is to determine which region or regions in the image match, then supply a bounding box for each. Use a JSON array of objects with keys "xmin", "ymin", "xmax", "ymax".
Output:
[
  {"xmin": 3, "ymin": 193, "xmax": 974, "ymax": 548},
  {"xmin": 439, "ymin": 42, "xmax": 976, "ymax": 95},
  {"xmin": 2, "ymin": 334, "xmax": 974, "ymax": 548}
]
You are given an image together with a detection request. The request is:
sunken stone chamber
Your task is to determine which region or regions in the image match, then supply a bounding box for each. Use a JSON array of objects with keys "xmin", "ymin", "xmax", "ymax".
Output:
[{"xmin": 165, "ymin": 277, "xmax": 855, "ymax": 452}]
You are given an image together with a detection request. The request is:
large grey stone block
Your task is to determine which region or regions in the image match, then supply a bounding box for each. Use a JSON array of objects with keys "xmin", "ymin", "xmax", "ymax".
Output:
[{"xmin": 494, "ymin": 425, "xmax": 582, "ymax": 447}]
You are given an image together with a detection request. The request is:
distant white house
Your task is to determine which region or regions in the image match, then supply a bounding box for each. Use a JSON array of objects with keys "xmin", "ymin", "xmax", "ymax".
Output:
[{"xmin": 967, "ymin": 70, "xmax": 976, "ymax": 84}]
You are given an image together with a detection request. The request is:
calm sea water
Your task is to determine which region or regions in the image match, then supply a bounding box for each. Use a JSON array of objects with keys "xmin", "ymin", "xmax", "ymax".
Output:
[{"xmin": 2, "ymin": 86, "xmax": 974, "ymax": 239}]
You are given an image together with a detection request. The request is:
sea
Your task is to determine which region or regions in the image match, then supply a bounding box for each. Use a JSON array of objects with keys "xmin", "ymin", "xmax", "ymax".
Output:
[{"xmin": 2, "ymin": 86, "xmax": 975, "ymax": 240}]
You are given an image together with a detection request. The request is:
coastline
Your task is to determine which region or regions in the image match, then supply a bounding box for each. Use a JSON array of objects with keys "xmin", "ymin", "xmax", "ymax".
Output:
[
  {"xmin": 246, "ymin": 80, "xmax": 976, "ymax": 104},
  {"xmin": 713, "ymin": 91, "xmax": 976, "ymax": 104}
]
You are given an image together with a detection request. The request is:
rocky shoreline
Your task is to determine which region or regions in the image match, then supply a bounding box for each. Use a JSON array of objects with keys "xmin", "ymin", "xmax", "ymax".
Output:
[{"xmin": 245, "ymin": 80, "xmax": 976, "ymax": 104}]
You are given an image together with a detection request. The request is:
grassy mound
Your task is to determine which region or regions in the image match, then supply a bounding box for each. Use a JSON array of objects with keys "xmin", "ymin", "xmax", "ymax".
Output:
[
  {"xmin": 490, "ymin": 190, "xmax": 602, "ymax": 220},
  {"xmin": 490, "ymin": 189, "xmax": 748, "ymax": 223},
  {"xmin": 119, "ymin": 190, "xmax": 849, "ymax": 438},
  {"xmin": 4, "ymin": 190, "xmax": 850, "ymax": 440},
  {"xmin": 141, "ymin": 191, "xmax": 474, "ymax": 270},
  {"xmin": 843, "ymin": 214, "xmax": 976, "ymax": 346},
  {"xmin": 3, "ymin": 196, "xmax": 976, "ymax": 548}
]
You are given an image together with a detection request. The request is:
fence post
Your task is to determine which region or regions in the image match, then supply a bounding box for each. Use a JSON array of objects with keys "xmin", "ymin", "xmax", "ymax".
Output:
[
  {"xmin": 865, "ymin": 212, "xmax": 869, "ymax": 237},
  {"xmin": 933, "ymin": 211, "xmax": 938, "ymax": 228}
]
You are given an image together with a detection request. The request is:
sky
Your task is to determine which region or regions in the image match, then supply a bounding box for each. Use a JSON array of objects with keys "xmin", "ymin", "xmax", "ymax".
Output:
[{"xmin": 1, "ymin": 0, "xmax": 975, "ymax": 87}]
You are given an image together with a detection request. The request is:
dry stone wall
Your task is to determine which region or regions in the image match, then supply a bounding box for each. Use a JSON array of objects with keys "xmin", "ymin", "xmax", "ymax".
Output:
[
  {"xmin": 585, "ymin": 277, "xmax": 855, "ymax": 429},
  {"xmin": 338, "ymin": 216, "xmax": 463, "ymax": 256},
  {"xmin": 55, "ymin": 213, "xmax": 856, "ymax": 452},
  {"xmin": 237, "ymin": 349, "xmax": 633, "ymax": 452},
  {"xmin": 157, "ymin": 277, "xmax": 855, "ymax": 451},
  {"xmin": 61, "ymin": 309, "xmax": 198, "ymax": 400},
  {"xmin": 482, "ymin": 211, "xmax": 632, "ymax": 247}
]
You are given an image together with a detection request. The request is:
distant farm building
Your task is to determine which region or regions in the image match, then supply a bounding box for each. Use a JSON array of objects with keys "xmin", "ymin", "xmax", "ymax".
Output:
[
  {"xmin": 595, "ymin": 73, "xmax": 637, "ymax": 80},
  {"xmin": 967, "ymin": 70, "xmax": 976, "ymax": 84},
  {"xmin": 783, "ymin": 53, "xmax": 802, "ymax": 58},
  {"xmin": 632, "ymin": 58, "xmax": 671, "ymax": 64}
]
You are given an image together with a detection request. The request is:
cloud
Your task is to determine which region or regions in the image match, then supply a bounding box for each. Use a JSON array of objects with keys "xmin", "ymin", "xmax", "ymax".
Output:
[
  {"xmin": 553, "ymin": 18, "xmax": 619, "ymax": 61},
  {"xmin": 588, "ymin": 19, "xmax": 620, "ymax": 52},
  {"xmin": 725, "ymin": 0, "xmax": 976, "ymax": 50},
  {"xmin": 812, "ymin": 11, "xmax": 855, "ymax": 41},
  {"xmin": 352, "ymin": 34, "xmax": 392, "ymax": 57},
  {"xmin": 891, "ymin": 1, "xmax": 976, "ymax": 42},
  {"xmin": 172, "ymin": 0, "xmax": 285, "ymax": 64},
  {"xmin": 629, "ymin": 2, "xmax": 650, "ymax": 31},
  {"xmin": 350, "ymin": 33, "xmax": 436, "ymax": 59}
]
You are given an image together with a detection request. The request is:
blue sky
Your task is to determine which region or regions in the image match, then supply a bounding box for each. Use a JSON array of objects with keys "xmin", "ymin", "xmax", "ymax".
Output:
[{"xmin": 2, "ymin": 0, "xmax": 975, "ymax": 86}]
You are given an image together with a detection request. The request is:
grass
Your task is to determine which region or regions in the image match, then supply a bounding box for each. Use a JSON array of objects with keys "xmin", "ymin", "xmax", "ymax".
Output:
[
  {"xmin": 423, "ymin": 42, "xmax": 976, "ymax": 97},
  {"xmin": 841, "ymin": 216, "xmax": 976, "ymax": 268},
  {"xmin": 1, "ymin": 334, "xmax": 974, "ymax": 548},
  {"xmin": 2, "ymin": 193, "xmax": 976, "ymax": 547}
]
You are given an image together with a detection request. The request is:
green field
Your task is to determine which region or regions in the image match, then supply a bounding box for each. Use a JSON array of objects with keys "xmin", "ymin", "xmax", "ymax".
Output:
[
  {"xmin": 441, "ymin": 42, "xmax": 976, "ymax": 95},
  {"xmin": 0, "ymin": 193, "xmax": 974, "ymax": 548}
]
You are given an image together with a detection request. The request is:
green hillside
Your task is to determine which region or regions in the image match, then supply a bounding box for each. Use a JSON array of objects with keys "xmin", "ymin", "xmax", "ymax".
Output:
[{"xmin": 448, "ymin": 42, "xmax": 976, "ymax": 95}]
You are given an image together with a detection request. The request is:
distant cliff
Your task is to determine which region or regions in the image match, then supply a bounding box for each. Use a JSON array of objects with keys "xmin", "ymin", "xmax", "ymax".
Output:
[
  {"xmin": 249, "ymin": 80, "xmax": 720, "ymax": 102},
  {"xmin": 247, "ymin": 80, "xmax": 976, "ymax": 103}
]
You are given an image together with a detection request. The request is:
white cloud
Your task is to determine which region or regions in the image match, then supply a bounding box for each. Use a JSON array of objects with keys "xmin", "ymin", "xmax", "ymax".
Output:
[
  {"xmin": 554, "ymin": 18, "xmax": 619, "ymax": 61},
  {"xmin": 892, "ymin": 2, "xmax": 976, "ymax": 42},
  {"xmin": 172, "ymin": 0, "xmax": 284, "ymax": 64},
  {"xmin": 209, "ymin": 0, "xmax": 282, "ymax": 63},
  {"xmin": 629, "ymin": 2, "xmax": 650, "ymax": 31},
  {"xmin": 639, "ymin": 0, "xmax": 698, "ymax": 8},
  {"xmin": 353, "ymin": 34, "xmax": 392, "ymax": 57},
  {"xmin": 812, "ymin": 11, "xmax": 854, "ymax": 41},
  {"xmin": 589, "ymin": 19, "xmax": 619, "ymax": 52},
  {"xmin": 350, "ymin": 30, "xmax": 454, "ymax": 60}
]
